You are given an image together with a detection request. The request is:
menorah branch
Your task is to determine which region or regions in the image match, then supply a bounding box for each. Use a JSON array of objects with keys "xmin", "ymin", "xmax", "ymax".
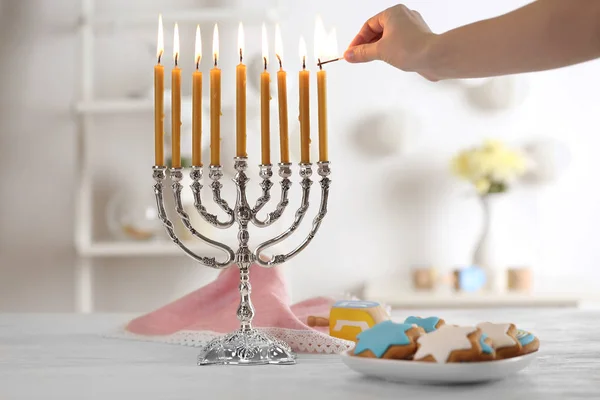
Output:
[
  {"xmin": 152, "ymin": 166, "xmax": 233, "ymax": 269},
  {"xmin": 253, "ymin": 162, "xmax": 331, "ymax": 267},
  {"xmin": 251, "ymin": 163, "xmax": 292, "ymax": 227},
  {"xmin": 251, "ymin": 164, "xmax": 273, "ymax": 215},
  {"xmin": 190, "ymin": 166, "xmax": 235, "ymax": 229}
]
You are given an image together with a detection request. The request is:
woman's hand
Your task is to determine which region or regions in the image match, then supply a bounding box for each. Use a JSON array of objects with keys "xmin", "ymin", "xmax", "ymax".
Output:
[
  {"xmin": 345, "ymin": 1, "xmax": 600, "ymax": 81},
  {"xmin": 344, "ymin": 4, "xmax": 438, "ymax": 80}
]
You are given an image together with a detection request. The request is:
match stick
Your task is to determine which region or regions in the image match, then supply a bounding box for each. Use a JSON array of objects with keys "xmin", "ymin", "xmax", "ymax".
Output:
[{"xmin": 317, "ymin": 57, "xmax": 342, "ymax": 67}]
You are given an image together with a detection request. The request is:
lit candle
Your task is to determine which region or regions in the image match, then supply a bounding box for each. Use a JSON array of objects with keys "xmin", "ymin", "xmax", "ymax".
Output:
[
  {"xmin": 192, "ymin": 25, "xmax": 203, "ymax": 166},
  {"xmin": 236, "ymin": 23, "xmax": 247, "ymax": 158},
  {"xmin": 154, "ymin": 14, "xmax": 165, "ymax": 166},
  {"xmin": 261, "ymin": 24, "xmax": 271, "ymax": 165},
  {"xmin": 171, "ymin": 23, "xmax": 182, "ymax": 169},
  {"xmin": 298, "ymin": 36, "xmax": 310, "ymax": 164},
  {"xmin": 210, "ymin": 24, "xmax": 221, "ymax": 166},
  {"xmin": 275, "ymin": 24, "xmax": 289, "ymax": 163}
]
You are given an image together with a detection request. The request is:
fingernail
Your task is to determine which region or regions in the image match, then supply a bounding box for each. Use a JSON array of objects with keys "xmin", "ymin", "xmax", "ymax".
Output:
[{"xmin": 344, "ymin": 50, "xmax": 355, "ymax": 62}]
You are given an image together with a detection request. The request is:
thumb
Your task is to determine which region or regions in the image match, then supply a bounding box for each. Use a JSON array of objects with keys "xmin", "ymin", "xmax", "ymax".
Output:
[{"xmin": 344, "ymin": 43, "xmax": 379, "ymax": 63}]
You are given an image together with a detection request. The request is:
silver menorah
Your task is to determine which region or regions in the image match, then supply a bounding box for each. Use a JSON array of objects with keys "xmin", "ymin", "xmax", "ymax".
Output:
[{"xmin": 152, "ymin": 157, "xmax": 331, "ymax": 366}]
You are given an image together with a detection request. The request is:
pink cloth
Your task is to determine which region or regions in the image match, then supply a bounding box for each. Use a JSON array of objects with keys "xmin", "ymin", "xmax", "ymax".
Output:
[{"xmin": 126, "ymin": 264, "xmax": 333, "ymax": 337}]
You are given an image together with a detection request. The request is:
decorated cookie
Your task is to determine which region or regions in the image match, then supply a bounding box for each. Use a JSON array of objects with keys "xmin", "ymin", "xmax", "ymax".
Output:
[
  {"xmin": 476, "ymin": 322, "xmax": 522, "ymax": 359},
  {"xmin": 352, "ymin": 321, "xmax": 424, "ymax": 359},
  {"xmin": 329, "ymin": 300, "xmax": 390, "ymax": 342},
  {"xmin": 515, "ymin": 329, "xmax": 540, "ymax": 355},
  {"xmin": 404, "ymin": 316, "xmax": 445, "ymax": 333},
  {"xmin": 413, "ymin": 324, "xmax": 485, "ymax": 363},
  {"xmin": 477, "ymin": 333, "xmax": 496, "ymax": 361}
]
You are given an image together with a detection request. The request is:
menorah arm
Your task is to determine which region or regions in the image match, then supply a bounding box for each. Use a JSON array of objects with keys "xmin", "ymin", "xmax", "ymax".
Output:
[
  {"xmin": 190, "ymin": 166, "xmax": 235, "ymax": 229},
  {"xmin": 251, "ymin": 163, "xmax": 292, "ymax": 227},
  {"xmin": 253, "ymin": 162, "xmax": 331, "ymax": 267},
  {"xmin": 152, "ymin": 166, "xmax": 235, "ymax": 269}
]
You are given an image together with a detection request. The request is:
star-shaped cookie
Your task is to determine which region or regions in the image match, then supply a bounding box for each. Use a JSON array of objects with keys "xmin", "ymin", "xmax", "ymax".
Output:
[
  {"xmin": 404, "ymin": 316, "xmax": 444, "ymax": 333},
  {"xmin": 476, "ymin": 322, "xmax": 519, "ymax": 348},
  {"xmin": 353, "ymin": 321, "xmax": 422, "ymax": 359},
  {"xmin": 414, "ymin": 324, "xmax": 478, "ymax": 363},
  {"xmin": 476, "ymin": 322, "xmax": 521, "ymax": 359}
]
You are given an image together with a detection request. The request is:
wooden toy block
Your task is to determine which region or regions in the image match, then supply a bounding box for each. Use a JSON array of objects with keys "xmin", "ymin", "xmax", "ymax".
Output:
[
  {"xmin": 328, "ymin": 300, "xmax": 390, "ymax": 342},
  {"xmin": 412, "ymin": 267, "xmax": 437, "ymax": 290},
  {"xmin": 508, "ymin": 267, "xmax": 532, "ymax": 292}
]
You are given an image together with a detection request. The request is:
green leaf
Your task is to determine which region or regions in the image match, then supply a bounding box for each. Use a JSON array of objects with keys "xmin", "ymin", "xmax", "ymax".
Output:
[
  {"xmin": 166, "ymin": 156, "xmax": 193, "ymax": 169},
  {"xmin": 488, "ymin": 181, "xmax": 507, "ymax": 194}
]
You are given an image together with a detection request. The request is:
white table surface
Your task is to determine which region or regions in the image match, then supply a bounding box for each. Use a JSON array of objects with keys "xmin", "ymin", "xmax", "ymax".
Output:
[{"xmin": 1, "ymin": 309, "xmax": 598, "ymax": 399}]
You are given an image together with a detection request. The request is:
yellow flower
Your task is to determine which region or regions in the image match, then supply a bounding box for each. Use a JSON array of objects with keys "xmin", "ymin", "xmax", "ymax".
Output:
[
  {"xmin": 451, "ymin": 152, "xmax": 471, "ymax": 179},
  {"xmin": 450, "ymin": 139, "xmax": 528, "ymax": 193},
  {"xmin": 483, "ymin": 139, "xmax": 503, "ymax": 152},
  {"xmin": 475, "ymin": 179, "xmax": 491, "ymax": 194}
]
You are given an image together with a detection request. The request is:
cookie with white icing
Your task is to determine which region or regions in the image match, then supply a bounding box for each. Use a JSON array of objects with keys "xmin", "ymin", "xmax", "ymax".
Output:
[
  {"xmin": 476, "ymin": 322, "xmax": 522, "ymax": 359},
  {"xmin": 352, "ymin": 321, "xmax": 425, "ymax": 360},
  {"xmin": 404, "ymin": 316, "xmax": 445, "ymax": 333},
  {"xmin": 413, "ymin": 325, "xmax": 485, "ymax": 363},
  {"xmin": 515, "ymin": 329, "xmax": 540, "ymax": 356}
]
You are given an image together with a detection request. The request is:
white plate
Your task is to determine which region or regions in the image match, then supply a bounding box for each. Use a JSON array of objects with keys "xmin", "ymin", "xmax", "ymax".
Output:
[{"xmin": 340, "ymin": 350, "xmax": 538, "ymax": 384}]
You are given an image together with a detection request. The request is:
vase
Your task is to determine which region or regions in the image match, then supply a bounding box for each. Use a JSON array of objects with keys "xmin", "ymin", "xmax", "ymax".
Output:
[
  {"xmin": 106, "ymin": 188, "xmax": 162, "ymax": 241},
  {"xmin": 472, "ymin": 194, "xmax": 510, "ymax": 293}
]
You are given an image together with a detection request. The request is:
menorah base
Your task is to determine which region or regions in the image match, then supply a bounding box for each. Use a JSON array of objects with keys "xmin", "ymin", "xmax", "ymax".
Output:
[{"xmin": 197, "ymin": 328, "xmax": 297, "ymax": 366}]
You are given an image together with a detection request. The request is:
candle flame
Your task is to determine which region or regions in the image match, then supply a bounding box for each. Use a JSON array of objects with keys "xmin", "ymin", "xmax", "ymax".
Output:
[
  {"xmin": 173, "ymin": 23, "xmax": 180, "ymax": 65},
  {"xmin": 328, "ymin": 27, "xmax": 338, "ymax": 59},
  {"xmin": 262, "ymin": 23, "xmax": 268, "ymax": 68},
  {"xmin": 212, "ymin": 24, "xmax": 219, "ymax": 66},
  {"xmin": 275, "ymin": 24, "xmax": 283, "ymax": 67},
  {"xmin": 299, "ymin": 36, "xmax": 307, "ymax": 68},
  {"xmin": 195, "ymin": 25, "xmax": 202, "ymax": 68},
  {"xmin": 238, "ymin": 22, "xmax": 244, "ymax": 63},
  {"xmin": 156, "ymin": 14, "xmax": 164, "ymax": 63},
  {"xmin": 314, "ymin": 15, "xmax": 327, "ymax": 61}
]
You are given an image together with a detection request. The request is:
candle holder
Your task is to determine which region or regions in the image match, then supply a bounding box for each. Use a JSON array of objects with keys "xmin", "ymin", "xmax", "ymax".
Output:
[{"xmin": 152, "ymin": 157, "xmax": 331, "ymax": 366}]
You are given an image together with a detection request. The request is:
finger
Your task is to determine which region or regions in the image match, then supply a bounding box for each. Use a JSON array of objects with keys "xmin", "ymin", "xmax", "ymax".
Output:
[
  {"xmin": 411, "ymin": 9, "xmax": 426, "ymax": 25},
  {"xmin": 347, "ymin": 11, "xmax": 385, "ymax": 48},
  {"xmin": 344, "ymin": 43, "xmax": 379, "ymax": 63}
]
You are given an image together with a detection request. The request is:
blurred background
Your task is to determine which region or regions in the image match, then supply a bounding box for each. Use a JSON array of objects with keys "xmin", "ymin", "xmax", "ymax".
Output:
[{"xmin": 0, "ymin": 0, "xmax": 598, "ymax": 313}]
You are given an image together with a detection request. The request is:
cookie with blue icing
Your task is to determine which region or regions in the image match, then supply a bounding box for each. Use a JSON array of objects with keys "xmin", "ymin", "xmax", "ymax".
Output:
[
  {"xmin": 515, "ymin": 329, "xmax": 540, "ymax": 355},
  {"xmin": 404, "ymin": 316, "xmax": 445, "ymax": 333},
  {"xmin": 477, "ymin": 333, "xmax": 496, "ymax": 361},
  {"xmin": 352, "ymin": 320, "xmax": 425, "ymax": 359}
]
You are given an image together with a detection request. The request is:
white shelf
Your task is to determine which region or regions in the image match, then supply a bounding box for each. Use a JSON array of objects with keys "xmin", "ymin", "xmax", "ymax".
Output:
[
  {"xmin": 77, "ymin": 241, "xmax": 224, "ymax": 258},
  {"xmin": 75, "ymin": 99, "xmax": 153, "ymax": 114},
  {"xmin": 91, "ymin": 8, "xmax": 279, "ymax": 29},
  {"xmin": 376, "ymin": 293, "xmax": 580, "ymax": 309},
  {"xmin": 363, "ymin": 281, "xmax": 581, "ymax": 309},
  {"xmin": 73, "ymin": 0, "xmax": 285, "ymax": 312}
]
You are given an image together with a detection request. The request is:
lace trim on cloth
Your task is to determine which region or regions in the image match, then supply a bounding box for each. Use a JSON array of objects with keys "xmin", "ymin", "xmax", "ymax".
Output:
[{"xmin": 107, "ymin": 327, "xmax": 355, "ymax": 355}]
